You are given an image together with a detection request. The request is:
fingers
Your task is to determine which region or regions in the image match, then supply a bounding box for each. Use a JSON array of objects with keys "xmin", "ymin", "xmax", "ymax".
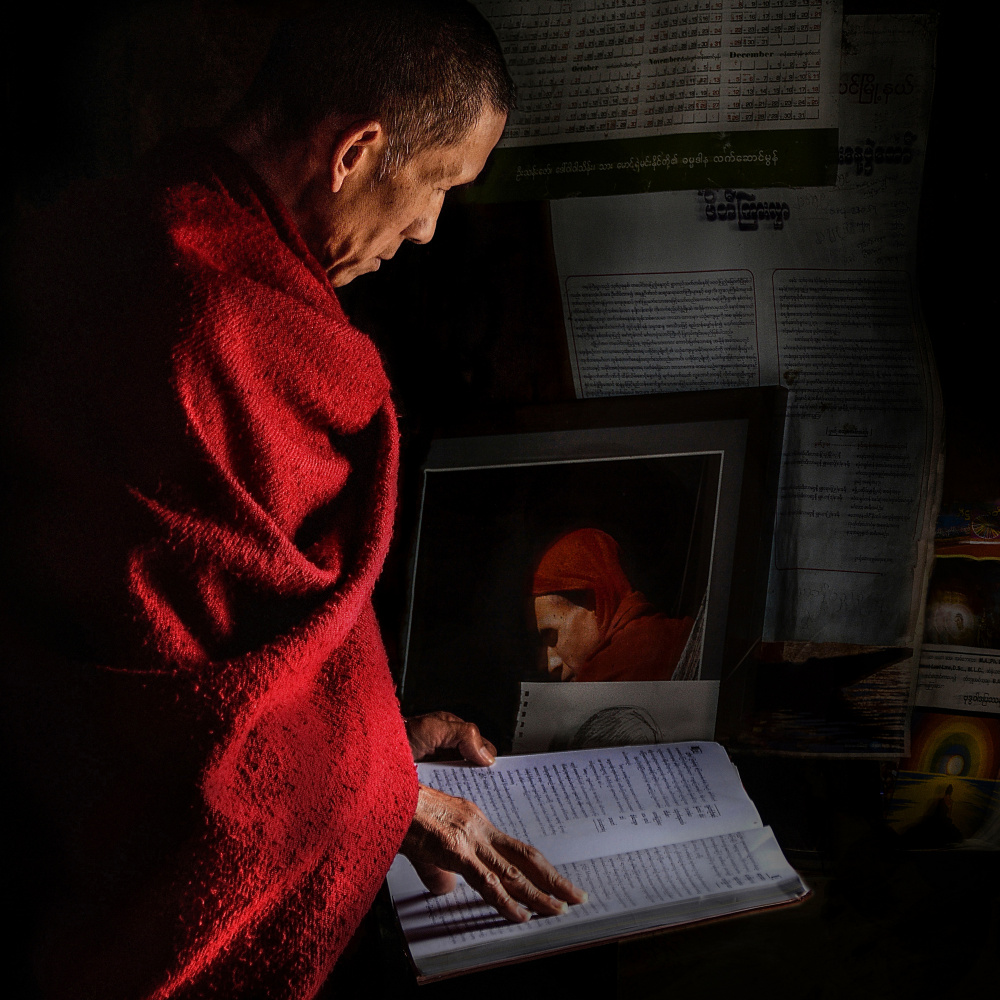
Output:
[
  {"xmin": 460, "ymin": 855, "xmax": 537, "ymax": 923},
  {"xmin": 453, "ymin": 722, "xmax": 497, "ymax": 766},
  {"xmin": 466, "ymin": 849, "xmax": 566, "ymax": 922},
  {"xmin": 405, "ymin": 712, "xmax": 497, "ymax": 765},
  {"xmin": 409, "ymin": 857, "xmax": 458, "ymax": 896},
  {"xmin": 486, "ymin": 833, "xmax": 589, "ymax": 911},
  {"xmin": 421, "ymin": 711, "xmax": 463, "ymax": 723},
  {"xmin": 456, "ymin": 835, "xmax": 587, "ymax": 922},
  {"xmin": 401, "ymin": 785, "xmax": 587, "ymax": 924}
]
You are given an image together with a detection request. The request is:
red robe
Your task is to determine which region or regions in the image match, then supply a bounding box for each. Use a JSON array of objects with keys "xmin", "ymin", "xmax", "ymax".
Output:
[
  {"xmin": 532, "ymin": 528, "xmax": 693, "ymax": 682},
  {"xmin": 2, "ymin": 133, "xmax": 418, "ymax": 999}
]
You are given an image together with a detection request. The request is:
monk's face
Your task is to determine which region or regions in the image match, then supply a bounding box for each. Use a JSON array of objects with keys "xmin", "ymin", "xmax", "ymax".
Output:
[
  {"xmin": 315, "ymin": 108, "xmax": 506, "ymax": 286},
  {"xmin": 534, "ymin": 594, "xmax": 602, "ymax": 681}
]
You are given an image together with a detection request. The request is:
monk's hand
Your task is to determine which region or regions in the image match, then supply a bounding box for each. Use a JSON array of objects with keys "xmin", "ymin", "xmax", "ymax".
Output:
[
  {"xmin": 400, "ymin": 783, "xmax": 588, "ymax": 923},
  {"xmin": 404, "ymin": 711, "xmax": 497, "ymax": 766}
]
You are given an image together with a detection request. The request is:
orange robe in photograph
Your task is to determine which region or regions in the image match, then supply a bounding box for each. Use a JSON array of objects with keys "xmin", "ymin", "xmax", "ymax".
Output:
[{"xmin": 532, "ymin": 528, "xmax": 693, "ymax": 682}]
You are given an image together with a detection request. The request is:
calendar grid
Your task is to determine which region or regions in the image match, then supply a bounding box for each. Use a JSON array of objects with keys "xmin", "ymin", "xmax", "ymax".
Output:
[{"xmin": 478, "ymin": 0, "xmax": 830, "ymax": 145}]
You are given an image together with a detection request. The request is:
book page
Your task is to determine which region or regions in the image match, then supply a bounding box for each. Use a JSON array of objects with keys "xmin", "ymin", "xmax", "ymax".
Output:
[
  {"xmin": 388, "ymin": 825, "xmax": 804, "ymax": 965},
  {"xmin": 417, "ymin": 741, "xmax": 761, "ymax": 865}
]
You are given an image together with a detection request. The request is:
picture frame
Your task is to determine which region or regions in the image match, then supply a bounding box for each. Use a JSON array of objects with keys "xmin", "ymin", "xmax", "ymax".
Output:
[{"xmin": 398, "ymin": 387, "xmax": 787, "ymax": 751}]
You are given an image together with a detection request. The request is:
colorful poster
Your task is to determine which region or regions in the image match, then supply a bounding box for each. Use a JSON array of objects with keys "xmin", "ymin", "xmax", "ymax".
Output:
[{"xmin": 887, "ymin": 709, "xmax": 1000, "ymax": 847}]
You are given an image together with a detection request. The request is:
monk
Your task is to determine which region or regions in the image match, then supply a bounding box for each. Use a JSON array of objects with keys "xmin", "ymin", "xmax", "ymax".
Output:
[
  {"xmin": 1, "ymin": 3, "xmax": 583, "ymax": 998},
  {"xmin": 533, "ymin": 528, "xmax": 696, "ymax": 682}
]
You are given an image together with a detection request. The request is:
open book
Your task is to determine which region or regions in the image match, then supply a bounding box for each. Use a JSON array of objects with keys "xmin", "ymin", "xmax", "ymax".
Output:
[{"xmin": 387, "ymin": 741, "xmax": 809, "ymax": 980}]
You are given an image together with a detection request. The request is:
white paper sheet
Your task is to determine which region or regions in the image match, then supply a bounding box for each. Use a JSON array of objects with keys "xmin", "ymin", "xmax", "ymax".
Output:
[
  {"xmin": 915, "ymin": 648, "xmax": 1000, "ymax": 715},
  {"xmin": 511, "ymin": 679, "xmax": 720, "ymax": 752}
]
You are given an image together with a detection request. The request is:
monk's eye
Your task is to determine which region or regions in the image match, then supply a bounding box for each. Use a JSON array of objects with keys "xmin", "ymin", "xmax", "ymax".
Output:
[{"xmin": 539, "ymin": 628, "xmax": 557, "ymax": 647}]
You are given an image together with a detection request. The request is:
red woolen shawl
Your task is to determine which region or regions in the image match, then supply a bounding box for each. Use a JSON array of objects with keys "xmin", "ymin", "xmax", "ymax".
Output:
[{"xmin": 2, "ymin": 134, "xmax": 418, "ymax": 999}]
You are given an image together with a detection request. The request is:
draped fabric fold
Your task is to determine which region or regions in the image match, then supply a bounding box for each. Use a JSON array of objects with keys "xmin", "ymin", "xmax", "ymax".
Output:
[{"xmin": 2, "ymin": 133, "xmax": 418, "ymax": 1000}]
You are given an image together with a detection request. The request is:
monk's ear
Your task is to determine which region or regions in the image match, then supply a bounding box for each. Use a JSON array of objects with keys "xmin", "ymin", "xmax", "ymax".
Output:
[{"xmin": 328, "ymin": 119, "xmax": 383, "ymax": 193}]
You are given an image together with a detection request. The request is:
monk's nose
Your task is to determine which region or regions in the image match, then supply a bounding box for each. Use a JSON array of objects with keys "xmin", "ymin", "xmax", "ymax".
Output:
[{"xmin": 404, "ymin": 203, "xmax": 442, "ymax": 245}]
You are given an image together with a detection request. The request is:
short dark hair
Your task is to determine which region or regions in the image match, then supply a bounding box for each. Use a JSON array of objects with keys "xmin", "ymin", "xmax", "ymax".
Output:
[{"xmin": 240, "ymin": 0, "xmax": 515, "ymax": 174}]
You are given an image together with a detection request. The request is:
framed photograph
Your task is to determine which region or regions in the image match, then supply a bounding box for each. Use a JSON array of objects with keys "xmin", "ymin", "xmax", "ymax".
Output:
[{"xmin": 398, "ymin": 387, "xmax": 786, "ymax": 752}]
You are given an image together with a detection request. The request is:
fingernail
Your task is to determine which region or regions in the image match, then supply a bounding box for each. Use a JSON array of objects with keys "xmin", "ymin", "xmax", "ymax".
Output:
[
  {"xmin": 516, "ymin": 905, "xmax": 531, "ymax": 922},
  {"xmin": 551, "ymin": 898, "xmax": 568, "ymax": 914},
  {"xmin": 482, "ymin": 751, "xmax": 496, "ymax": 765},
  {"xmin": 578, "ymin": 890, "xmax": 589, "ymax": 904}
]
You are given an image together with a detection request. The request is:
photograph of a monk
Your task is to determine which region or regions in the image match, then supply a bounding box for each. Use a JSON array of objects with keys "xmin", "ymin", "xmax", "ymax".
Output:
[
  {"xmin": 401, "ymin": 450, "xmax": 719, "ymax": 746},
  {"xmin": 1, "ymin": 4, "xmax": 587, "ymax": 999},
  {"xmin": 532, "ymin": 527, "xmax": 704, "ymax": 683}
]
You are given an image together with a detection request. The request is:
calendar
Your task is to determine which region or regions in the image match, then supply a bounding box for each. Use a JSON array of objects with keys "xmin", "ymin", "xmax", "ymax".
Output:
[{"xmin": 477, "ymin": 1, "xmax": 836, "ymax": 146}]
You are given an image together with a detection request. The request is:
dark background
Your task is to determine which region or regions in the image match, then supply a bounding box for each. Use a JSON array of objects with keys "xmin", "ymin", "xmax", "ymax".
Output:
[{"xmin": 3, "ymin": 2, "xmax": 997, "ymax": 998}]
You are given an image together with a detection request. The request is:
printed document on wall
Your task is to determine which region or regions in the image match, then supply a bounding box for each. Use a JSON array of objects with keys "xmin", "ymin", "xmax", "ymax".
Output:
[
  {"xmin": 550, "ymin": 14, "xmax": 942, "ymax": 652},
  {"xmin": 472, "ymin": 0, "xmax": 843, "ymax": 199}
]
